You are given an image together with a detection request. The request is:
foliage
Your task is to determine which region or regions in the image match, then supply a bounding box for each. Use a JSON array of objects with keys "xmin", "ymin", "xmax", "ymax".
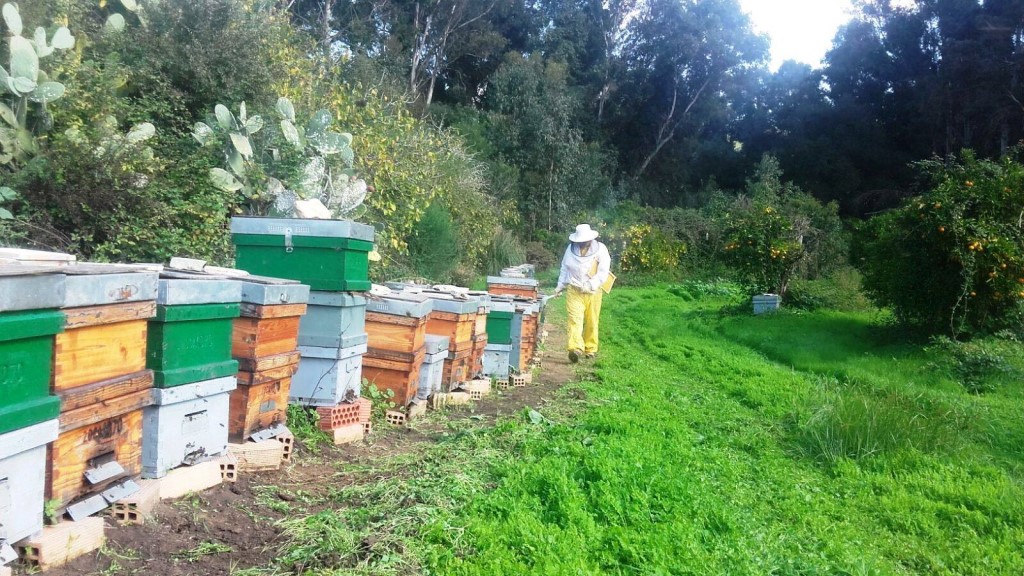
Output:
[
  {"xmin": 407, "ymin": 203, "xmax": 459, "ymax": 283},
  {"xmin": 718, "ymin": 156, "xmax": 847, "ymax": 296},
  {"xmin": 785, "ymin": 266, "xmax": 874, "ymax": 312},
  {"xmin": 482, "ymin": 227, "xmax": 526, "ymax": 275},
  {"xmin": 790, "ymin": 381, "xmax": 967, "ymax": 464},
  {"xmin": 284, "ymin": 405, "xmax": 332, "ymax": 454},
  {"xmin": 856, "ymin": 151, "xmax": 1024, "ymax": 336},
  {"xmin": 927, "ymin": 336, "xmax": 1018, "ymax": 395},
  {"xmin": 0, "ymin": 1, "xmax": 76, "ymax": 213},
  {"xmin": 666, "ymin": 278, "xmax": 743, "ymax": 301},
  {"xmin": 524, "ymin": 241, "xmax": 556, "ymax": 271},
  {"xmin": 614, "ymin": 223, "xmax": 686, "ymax": 276}
]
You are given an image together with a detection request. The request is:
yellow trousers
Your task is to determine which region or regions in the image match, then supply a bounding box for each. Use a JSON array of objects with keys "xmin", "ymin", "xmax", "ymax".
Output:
[{"xmin": 566, "ymin": 286, "xmax": 603, "ymax": 354}]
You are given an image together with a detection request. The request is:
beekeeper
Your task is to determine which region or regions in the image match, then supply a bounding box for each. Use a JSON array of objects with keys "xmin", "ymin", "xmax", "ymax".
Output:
[{"xmin": 552, "ymin": 224, "xmax": 611, "ymax": 363}]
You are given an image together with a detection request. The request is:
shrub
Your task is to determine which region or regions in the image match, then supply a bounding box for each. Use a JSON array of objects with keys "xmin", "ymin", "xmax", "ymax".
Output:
[
  {"xmin": 927, "ymin": 336, "xmax": 1017, "ymax": 394},
  {"xmin": 408, "ymin": 203, "xmax": 460, "ymax": 283},
  {"xmin": 856, "ymin": 150, "xmax": 1024, "ymax": 335},
  {"xmin": 616, "ymin": 224, "xmax": 687, "ymax": 276},
  {"xmin": 524, "ymin": 241, "xmax": 557, "ymax": 271},
  {"xmin": 718, "ymin": 156, "xmax": 847, "ymax": 297},
  {"xmin": 483, "ymin": 227, "xmax": 526, "ymax": 274},
  {"xmin": 785, "ymin": 267, "xmax": 874, "ymax": 312}
]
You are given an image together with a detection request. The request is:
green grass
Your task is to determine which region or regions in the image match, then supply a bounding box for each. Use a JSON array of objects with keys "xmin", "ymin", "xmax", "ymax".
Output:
[{"xmin": 269, "ymin": 286, "xmax": 1024, "ymax": 575}]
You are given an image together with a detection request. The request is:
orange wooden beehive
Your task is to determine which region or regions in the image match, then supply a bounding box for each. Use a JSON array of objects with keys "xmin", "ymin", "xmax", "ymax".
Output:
[
  {"xmin": 441, "ymin": 345, "xmax": 475, "ymax": 389},
  {"xmin": 48, "ymin": 370, "xmax": 153, "ymax": 509},
  {"xmin": 362, "ymin": 347, "xmax": 426, "ymax": 407},
  {"xmin": 53, "ymin": 302, "xmax": 154, "ymax": 391},
  {"xmin": 229, "ymin": 375, "xmax": 290, "ymax": 442},
  {"xmin": 231, "ymin": 304, "xmax": 306, "ymax": 360}
]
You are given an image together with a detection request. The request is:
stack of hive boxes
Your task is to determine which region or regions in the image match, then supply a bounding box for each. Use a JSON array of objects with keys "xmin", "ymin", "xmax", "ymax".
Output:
[
  {"xmin": 0, "ymin": 266, "xmax": 65, "ymax": 564},
  {"xmin": 363, "ymin": 292, "xmax": 434, "ymax": 409},
  {"xmin": 416, "ymin": 335, "xmax": 450, "ymax": 403},
  {"xmin": 488, "ymin": 273, "xmax": 544, "ymax": 374},
  {"xmin": 482, "ymin": 295, "xmax": 515, "ymax": 378},
  {"xmin": 230, "ymin": 276, "xmax": 309, "ymax": 443},
  {"xmin": 487, "ymin": 274, "xmax": 539, "ymax": 301},
  {"xmin": 48, "ymin": 264, "xmax": 159, "ymax": 520},
  {"xmin": 467, "ymin": 291, "xmax": 491, "ymax": 379},
  {"xmin": 142, "ymin": 273, "xmax": 241, "ymax": 478},
  {"xmin": 231, "ymin": 217, "xmax": 374, "ymax": 443},
  {"xmin": 423, "ymin": 292, "xmax": 479, "ymax": 391}
]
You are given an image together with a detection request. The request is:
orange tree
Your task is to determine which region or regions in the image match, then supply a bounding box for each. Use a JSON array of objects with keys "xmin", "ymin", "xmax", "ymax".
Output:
[
  {"xmin": 718, "ymin": 156, "xmax": 845, "ymax": 296},
  {"xmin": 856, "ymin": 150, "xmax": 1024, "ymax": 336}
]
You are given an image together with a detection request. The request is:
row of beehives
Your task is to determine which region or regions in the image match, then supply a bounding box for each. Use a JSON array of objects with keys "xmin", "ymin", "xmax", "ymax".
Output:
[{"xmin": 0, "ymin": 217, "xmax": 546, "ymax": 570}]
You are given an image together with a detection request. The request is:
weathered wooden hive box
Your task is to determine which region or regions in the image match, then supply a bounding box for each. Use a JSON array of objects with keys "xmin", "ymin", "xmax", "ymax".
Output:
[
  {"xmin": 48, "ymin": 264, "xmax": 159, "ymax": 515},
  {"xmin": 420, "ymin": 293, "xmax": 477, "ymax": 388},
  {"xmin": 509, "ymin": 303, "xmax": 529, "ymax": 373},
  {"xmin": 0, "ymin": 420, "xmax": 59, "ymax": 546},
  {"xmin": 482, "ymin": 343, "xmax": 513, "ymax": 378},
  {"xmin": 467, "ymin": 291, "xmax": 491, "ymax": 380},
  {"xmin": 230, "ymin": 217, "xmax": 375, "ymax": 292},
  {"xmin": 0, "ymin": 267, "xmax": 66, "ymax": 436},
  {"xmin": 416, "ymin": 335, "xmax": 450, "ymax": 402},
  {"xmin": 509, "ymin": 298, "xmax": 541, "ymax": 372},
  {"xmin": 298, "ymin": 292, "xmax": 366, "ymax": 348},
  {"xmin": 363, "ymin": 294, "xmax": 433, "ymax": 407},
  {"xmin": 486, "ymin": 275, "xmax": 539, "ymax": 300},
  {"xmin": 291, "ymin": 336, "xmax": 368, "ymax": 406},
  {"xmin": 230, "ymin": 277, "xmax": 308, "ymax": 442},
  {"xmin": 142, "ymin": 376, "xmax": 236, "ymax": 478},
  {"xmin": 147, "ymin": 275, "xmax": 241, "ymax": 388}
]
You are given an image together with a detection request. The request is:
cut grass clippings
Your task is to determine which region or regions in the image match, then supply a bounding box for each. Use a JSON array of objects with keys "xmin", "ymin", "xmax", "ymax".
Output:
[{"xmin": 269, "ymin": 286, "xmax": 1024, "ymax": 575}]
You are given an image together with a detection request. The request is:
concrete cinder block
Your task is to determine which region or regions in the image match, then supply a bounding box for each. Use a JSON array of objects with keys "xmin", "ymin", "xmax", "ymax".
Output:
[
  {"xmin": 332, "ymin": 423, "xmax": 365, "ymax": 445},
  {"xmin": 227, "ymin": 440, "xmax": 284, "ymax": 472},
  {"xmin": 110, "ymin": 480, "xmax": 160, "ymax": 525},
  {"xmin": 156, "ymin": 460, "xmax": 223, "ymax": 500},
  {"xmin": 16, "ymin": 517, "xmax": 106, "ymax": 570}
]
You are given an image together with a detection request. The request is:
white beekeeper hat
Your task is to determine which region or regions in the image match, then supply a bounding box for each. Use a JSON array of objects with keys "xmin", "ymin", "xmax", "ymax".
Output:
[{"xmin": 569, "ymin": 224, "xmax": 599, "ymax": 243}]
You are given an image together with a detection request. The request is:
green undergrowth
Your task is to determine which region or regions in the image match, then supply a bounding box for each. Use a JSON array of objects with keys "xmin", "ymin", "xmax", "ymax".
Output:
[{"xmin": 269, "ymin": 287, "xmax": 1024, "ymax": 575}]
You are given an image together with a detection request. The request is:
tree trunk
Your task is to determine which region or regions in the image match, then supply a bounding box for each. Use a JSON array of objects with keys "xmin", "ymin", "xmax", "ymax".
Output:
[{"xmin": 635, "ymin": 78, "xmax": 709, "ymax": 178}]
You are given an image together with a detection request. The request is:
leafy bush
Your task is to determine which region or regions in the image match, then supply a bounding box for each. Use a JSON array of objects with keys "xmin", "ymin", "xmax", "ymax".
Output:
[
  {"xmin": 483, "ymin": 227, "xmax": 526, "ymax": 274},
  {"xmin": 524, "ymin": 241, "xmax": 557, "ymax": 271},
  {"xmin": 615, "ymin": 223, "xmax": 687, "ymax": 275},
  {"xmin": 667, "ymin": 279, "xmax": 743, "ymax": 301},
  {"xmin": 408, "ymin": 203, "xmax": 460, "ymax": 283},
  {"xmin": 856, "ymin": 151, "xmax": 1024, "ymax": 335},
  {"xmin": 785, "ymin": 267, "xmax": 874, "ymax": 312},
  {"xmin": 927, "ymin": 336, "xmax": 1017, "ymax": 394},
  {"xmin": 718, "ymin": 156, "xmax": 847, "ymax": 296}
]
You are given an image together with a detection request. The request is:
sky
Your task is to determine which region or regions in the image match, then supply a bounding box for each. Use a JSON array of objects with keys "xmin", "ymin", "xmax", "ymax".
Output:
[{"xmin": 739, "ymin": 0, "xmax": 856, "ymax": 70}]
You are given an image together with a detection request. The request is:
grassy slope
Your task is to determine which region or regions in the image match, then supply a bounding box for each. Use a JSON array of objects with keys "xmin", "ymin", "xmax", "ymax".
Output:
[{"xmin": 422, "ymin": 286, "xmax": 1024, "ymax": 575}]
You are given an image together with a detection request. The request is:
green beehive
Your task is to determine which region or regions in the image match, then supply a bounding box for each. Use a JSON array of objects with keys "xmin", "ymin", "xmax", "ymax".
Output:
[
  {"xmin": 230, "ymin": 217, "xmax": 375, "ymax": 292},
  {"xmin": 148, "ymin": 277, "xmax": 242, "ymax": 388},
  {"xmin": 486, "ymin": 297, "xmax": 516, "ymax": 345},
  {"xmin": 0, "ymin": 310, "xmax": 64, "ymax": 435}
]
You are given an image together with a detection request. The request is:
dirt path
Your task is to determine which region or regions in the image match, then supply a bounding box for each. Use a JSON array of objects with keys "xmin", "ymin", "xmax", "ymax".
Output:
[{"xmin": 36, "ymin": 319, "xmax": 576, "ymax": 576}]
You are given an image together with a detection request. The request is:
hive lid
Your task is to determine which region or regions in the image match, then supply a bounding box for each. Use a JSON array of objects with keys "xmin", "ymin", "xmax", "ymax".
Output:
[
  {"xmin": 230, "ymin": 216, "xmax": 376, "ymax": 242},
  {"xmin": 0, "ymin": 265, "xmax": 65, "ymax": 312},
  {"xmin": 62, "ymin": 264, "xmax": 159, "ymax": 308},
  {"xmin": 239, "ymin": 277, "xmax": 310, "ymax": 305},
  {"xmin": 487, "ymin": 275, "xmax": 538, "ymax": 287},
  {"xmin": 307, "ymin": 291, "xmax": 367, "ymax": 307},
  {"xmin": 0, "ymin": 247, "xmax": 76, "ymax": 265},
  {"xmin": 424, "ymin": 334, "xmax": 450, "ymax": 355},
  {"xmin": 157, "ymin": 276, "xmax": 242, "ymax": 306},
  {"xmin": 365, "ymin": 293, "xmax": 433, "ymax": 318}
]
